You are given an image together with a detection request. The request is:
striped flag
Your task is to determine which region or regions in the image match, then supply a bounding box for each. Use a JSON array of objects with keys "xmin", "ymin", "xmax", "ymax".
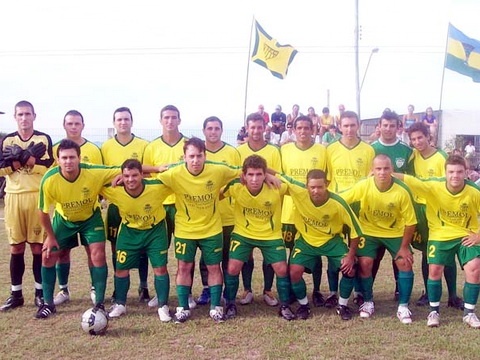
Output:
[{"xmin": 446, "ymin": 23, "xmax": 480, "ymax": 82}]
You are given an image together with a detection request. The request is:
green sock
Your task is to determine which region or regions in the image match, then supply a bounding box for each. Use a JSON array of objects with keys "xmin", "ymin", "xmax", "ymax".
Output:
[
  {"xmin": 360, "ymin": 276, "xmax": 374, "ymax": 302},
  {"xmin": 41, "ymin": 266, "xmax": 56, "ymax": 305},
  {"xmin": 224, "ymin": 273, "xmax": 239, "ymax": 303},
  {"xmin": 339, "ymin": 274, "xmax": 354, "ymax": 300},
  {"xmin": 421, "ymin": 253, "xmax": 429, "ymax": 295},
  {"xmin": 263, "ymin": 262, "xmax": 275, "ymax": 292},
  {"xmin": 138, "ymin": 253, "xmax": 148, "ymax": 287},
  {"xmin": 312, "ymin": 258, "xmax": 322, "ymax": 292},
  {"xmin": 291, "ymin": 278, "xmax": 307, "ymax": 301},
  {"xmin": 427, "ymin": 279, "xmax": 442, "ymax": 312},
  {"xmin": 463, "ymin": 282, "xmax": 480, "ymax": 316},
  {"xmin": 444, "ymin": 263, "xmax": 458, "ymax": 299},
  {"xmin": 276, "ymin": 275, "xmax": 291, "ymax": 305},
  {"xmin": 111, "ymin": 253, "xmax": 117, "ymax": 271},
  {"xmin": 154, "ymin": 274, "xmax": 170, "ymax": 307},
  {"xmin": 89, "ymin": 266, "xmax": 94, "ymax": 288},
  {"xmin": 91, "ymin": 265, "xmax": 108, "ymax": 305},
  {"xmin": 354, "ymin": 273, "xmax": 363, "ymax": 294},
  {"xmin": 327, "ymin": 261, "xmax": 339, "ymax": 292},
  {"xmin": 114, "ymin": 275, "xmax": 129, "ymax": 305},
  {"xmin": 241, "ymin": 259, "xmax": 253, "ymax": 291},
  {"xmin": 56, "ymin": 262, "xmax": 70, "ymax": 289},
  {"xmin": 209, "ymin": 284, "xmax": 222, "ymax": 308},
  {"xmin": 177, "ymin": 285, "xmax": 190, "ymax": 309},
  {"xmin": 398, "ymin": 271, "xmax": 414, "ymax": 305}
]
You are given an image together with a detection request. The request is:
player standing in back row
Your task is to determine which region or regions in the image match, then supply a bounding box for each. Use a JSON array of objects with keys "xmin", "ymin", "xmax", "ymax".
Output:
[
  {"xmin": 101, "ymin": 107, "xmax": 150, "ymax": 303},
  {"xmin": 0, "ymin": 100, "xmax": 53, "ymax": 312}
]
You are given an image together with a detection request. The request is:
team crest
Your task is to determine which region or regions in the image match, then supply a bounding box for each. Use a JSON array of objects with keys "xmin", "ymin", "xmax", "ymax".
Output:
[
  {"xmin": 131, "ymin": 152, "xmax": 139, "ymax": 159},
  {"xmin": 395, "ymin": 158, "xmax": 405, "ymax": 169},
  {"xmin": 387, "ymin": 202, "xmax": 395, "ymax": 211},
  {"xmin": 322, "ymin": 214, "xmax": 330, "ymax": 222},
  {"xmin": 264, "ymin": 201, "xmax": 272, "ymax": 208},
  {"xmin": 205, "ymin": 180, "xmax": 214, "ymax": 192},
  {"xmin": 33, "ymin": 225, "xmax": 42, "ymax": 236},
  {"xmin": 460, "ymin": 203, "xmax": 468, "ymax": 212},
  {"xmin": 311, "ymin": 157, "xmax": 319, "ymax": 168},
  {"xmin": 356, "ymin": 158, "xmax": 364, "ymax": 168},
  {"xmin": 82, "ymin": 187, "xmax": 90, "ymax": 198},
  {"xmin": 144, "ymin": 204, "xmax": 152, "ymax": 213}
]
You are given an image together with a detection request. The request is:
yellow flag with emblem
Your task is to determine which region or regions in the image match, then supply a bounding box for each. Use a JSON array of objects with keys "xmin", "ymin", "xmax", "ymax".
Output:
[{"xmin": 251, "ymin": 21, "xmax": 298, "ymax": 79}]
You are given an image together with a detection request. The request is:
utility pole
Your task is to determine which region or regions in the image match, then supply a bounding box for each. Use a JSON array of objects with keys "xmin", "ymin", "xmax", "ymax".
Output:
[{"xmin": 355, "ymin": 0, "xmax": 361, "ymax": 119}]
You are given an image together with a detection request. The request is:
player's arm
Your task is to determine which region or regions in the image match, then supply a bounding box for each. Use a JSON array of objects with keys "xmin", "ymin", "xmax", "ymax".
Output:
[
  {"xmin": 38, "ymin": 210, "xmax": 59, "ymax": 259},
  {"xmin": 142, "ymin": 164, "xmax": 169, "ymax": 175}
]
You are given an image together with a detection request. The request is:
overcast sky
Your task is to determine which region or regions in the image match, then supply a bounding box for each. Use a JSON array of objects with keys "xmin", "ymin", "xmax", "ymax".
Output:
[{"xmin": 0, "ymin": 0, "xmax": 478, "ymax": 134}]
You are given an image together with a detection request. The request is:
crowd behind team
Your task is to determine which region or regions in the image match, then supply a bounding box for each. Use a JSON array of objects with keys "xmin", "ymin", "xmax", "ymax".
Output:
[{"xmin": 0, "ymin": 100, "xmax": 480, "ymax": 329}]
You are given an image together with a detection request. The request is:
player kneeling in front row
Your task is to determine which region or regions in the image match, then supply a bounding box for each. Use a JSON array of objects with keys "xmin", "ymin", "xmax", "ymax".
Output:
[
  {"xmin": 37, "ymin": 139, "xmax": 121, "ymax": 319},
  {"xmin": 281, "ymin": 170, "xmax": 360, "ymax": 320},
  {"xmin": 340, "ymin": 155, "xmax": 417, "ymax": 324},
  {"xmin": 223, "ymin": 155, "xmax": 294, "ymax": 320},
  {"xmin": 101, "ymin": 159, "xmax": 173, "ymax": 321}
]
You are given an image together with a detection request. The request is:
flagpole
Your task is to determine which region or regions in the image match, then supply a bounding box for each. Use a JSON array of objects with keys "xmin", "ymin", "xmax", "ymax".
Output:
[
  {"xmin": 438, "ymin": 23, "xmax": 451, "ymax": 111},
  {"xmin": 243, "ymin": 16, "xmax": 255, "ymax": 125}
]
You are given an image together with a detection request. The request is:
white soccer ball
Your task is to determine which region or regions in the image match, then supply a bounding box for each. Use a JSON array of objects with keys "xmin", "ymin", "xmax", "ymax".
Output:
[{"xmin": 81, "ymin": 307, "xmax": 108, "ymax": 335}]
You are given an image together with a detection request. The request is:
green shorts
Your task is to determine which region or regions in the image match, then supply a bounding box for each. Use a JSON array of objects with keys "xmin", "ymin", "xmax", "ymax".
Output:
[
  {"xmin": 289, "ymin": 235, "xmax": 347, "ymax": 271},
  {"xmin": 52, "ymin": 208, "xmax": 106, "ymax": 250},
  {"xmin": 174, "ymin": 233, "xmax": 223, "ymax": 265},
  {"xmin": 411, "ymin": 203, "xmax": 429, "ymax": 252},
  {"xmin": 427, "ymin": 238, "xmax": 480, "ymax": 266},
  {"xmin": 357, "ymin": 235, "xmax": 412, "ymax": 259},
  {"xmin": 282, "ymin": 223, "xmax": 297, "ymax": 250},
  {"xmin": 115, "ymin": 220, "xmax": 169, "ymax": 270},
  {"xmin": 106, "ymin": 203, "xmax": 121, "ymax": 242},
  {"xmin": 229, "ymin": 233, "xmax": 286, "ymax": 265}
]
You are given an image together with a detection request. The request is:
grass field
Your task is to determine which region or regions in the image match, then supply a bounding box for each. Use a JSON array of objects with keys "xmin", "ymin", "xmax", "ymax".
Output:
[{"xmin": 0, "ymin": 207, "xmax": 478, "ymax": 359}]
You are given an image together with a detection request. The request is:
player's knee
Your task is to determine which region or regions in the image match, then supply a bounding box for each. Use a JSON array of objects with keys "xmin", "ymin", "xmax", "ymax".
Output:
[
  {"xmin": 153, "ymin": 266, "xmax": 168, "ymax": 276},
  {"xmin": 271, "ymin": 261, "xmax": 287, "ymax": 277},
  {"xmin": 115, "ymin": 269, "xmax": 129, "ymax": 278},
  {"xmin": 10, "ymin": 243, "xmax": 26, "ymax": 255},
  {"xmin": 289, "ymin": 266, "xmax": 303, "ymax": 282}
]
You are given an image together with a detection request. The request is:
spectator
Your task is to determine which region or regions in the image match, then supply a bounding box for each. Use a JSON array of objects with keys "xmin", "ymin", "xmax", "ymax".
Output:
[
  {"xmin": 280, "ymin": 123, "xmax": 296, "ymax": 146},
  {"xmin": 264, "ymin": 125, "xmax": 280, "ymax": 146},
  {"xmin": 465, "ymin": 141, "xmax": 476, "ymax": 159},
  {"xmin": 402, "ymin": 104, "xmax": 419, "ymax": 131},
  {"xmin": 257, "ymin": 105, "xmax": 269, "ymax": 125},
  {"xmin": 271, "ymin": 105, "xmax": 286, "ymax": 135},
  {"xmin": 319, "ymin": 107, "xmax": 335, "ymax": 137},
  {"xmin": 307, "ymin": 106, "xmax": 321, "ymax": 138},
  {"xmin": 236, "ymin": 126, "xmax": 248, "ymax": 146},
  {"xmin": 321, "ymin": 125, "xmax": 341, "ymax": 146},
  {"xmin": 334, "ymin": 104, "xmax": 346, "ymax": 128},
  {"xmin": 422, "ymin": 107, "xmax": 438, "ymax": 146},
  {"xmin": 286, "ymin": 104, "xmax": 300, "ymax": 127}
]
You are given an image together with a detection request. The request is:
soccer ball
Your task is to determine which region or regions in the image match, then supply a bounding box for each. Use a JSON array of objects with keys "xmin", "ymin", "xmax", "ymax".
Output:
[{"xmin": 81, "ymin": 307, "xmax": 108, "ymax": 335}]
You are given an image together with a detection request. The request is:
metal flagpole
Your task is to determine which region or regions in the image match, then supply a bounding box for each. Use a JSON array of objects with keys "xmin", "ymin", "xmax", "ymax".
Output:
[
  {"xmin": 243, "ymin": 16, "xmax": 255, "ymax": 125},
  {"xmin": 438, "ymin": 23, "xmax": 451, "ymax": 111}
]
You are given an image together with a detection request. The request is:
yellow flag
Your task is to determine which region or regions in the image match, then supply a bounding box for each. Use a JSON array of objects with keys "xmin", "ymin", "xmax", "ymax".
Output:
[{"xmin": 251, "ymin": 21, "xmax": 298, "ymax": 79}]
